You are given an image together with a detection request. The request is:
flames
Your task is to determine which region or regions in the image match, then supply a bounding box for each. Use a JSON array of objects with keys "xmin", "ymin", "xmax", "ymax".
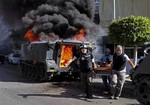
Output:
[
  {"xmin": 73, "ymin": 28, "xmax": 86, "ymax": 41},
  {"xmin": 24, "ymin": 29, "xmax": 40, "ymax": 42},
  {"xmin": 59, "ymin": 28, "xmax": 86, "ymax": 67},
  {"xmin": 25, "ymin": 28, "xmax": 86, "ymax": 68},
  {"xmin": 59, "ymin": 45, "xmax": 73, "ymax": 67},
  {"xmin": 25, "ymin": 28, "xmax": 86, "ymax": 42}
]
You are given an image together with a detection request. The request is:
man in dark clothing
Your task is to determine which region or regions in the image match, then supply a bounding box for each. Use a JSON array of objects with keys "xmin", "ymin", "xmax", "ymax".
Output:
[
  {"xmin": 110, "ymin": 45, "xmax": 135, "ymax": 99},
  {"xmin": 65, "ymin": 44, "xmax": 96, "ymax": 98},
  {"xmin": 100, "ymin": 48, "xmax": 112, "ymax": 94}
]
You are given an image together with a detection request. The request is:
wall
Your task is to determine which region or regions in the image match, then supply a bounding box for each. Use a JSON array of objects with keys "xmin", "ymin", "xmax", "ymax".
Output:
[{"xmin": 100, "ymin": 0, "xmax": 150, "ymax": 27}]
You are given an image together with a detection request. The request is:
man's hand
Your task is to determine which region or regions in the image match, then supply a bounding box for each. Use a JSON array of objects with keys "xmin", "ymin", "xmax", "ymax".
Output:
[{"xmin": 65, "ymin": 59, "xmax": 73, "ymax": 67}]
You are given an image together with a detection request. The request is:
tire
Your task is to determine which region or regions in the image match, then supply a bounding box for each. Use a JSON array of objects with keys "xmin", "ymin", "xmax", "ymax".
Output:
[{"xmin": 135, "ymin": 76, "xmax": 150, "ymax": 105}]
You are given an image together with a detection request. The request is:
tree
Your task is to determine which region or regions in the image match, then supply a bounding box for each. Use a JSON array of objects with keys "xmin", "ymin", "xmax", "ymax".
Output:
[{"xmin": 108, "ymin": 16, "xmax": 150, "ymax": 65}]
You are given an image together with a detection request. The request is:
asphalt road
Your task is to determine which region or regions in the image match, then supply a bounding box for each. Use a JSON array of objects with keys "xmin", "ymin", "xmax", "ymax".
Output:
[{"xmin": 0, "ymin": 62, "xmax": 140, "ymax": 105}]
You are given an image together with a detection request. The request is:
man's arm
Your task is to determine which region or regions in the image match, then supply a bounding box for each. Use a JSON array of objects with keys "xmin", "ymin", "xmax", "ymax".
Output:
[
  {"xmin": 105, "ymin": 55, "xmax": 113, "ymax": 67},
  {"xmin": 91, "ymin": 55, "xmax": 97, "ymax": 69},
  {"xmin": 124, "ymin": 54, "xmax": 135, "ymax": 69},
  {"xmin": 65, "ymin": 56, "xmax": 77, "ymax": 67},
  {"xmin": 92, "ymin": 62, "xmax": 97, "ymax": 69},
  {"xmin": 128, "ymin": 60, "xmax": 135, "ymax": 69}
]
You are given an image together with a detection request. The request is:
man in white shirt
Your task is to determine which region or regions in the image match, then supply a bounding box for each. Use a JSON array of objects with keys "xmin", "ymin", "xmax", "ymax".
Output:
[{"xmin": 110, "ymin": 45, "xmax": 135, "ymax": 99}]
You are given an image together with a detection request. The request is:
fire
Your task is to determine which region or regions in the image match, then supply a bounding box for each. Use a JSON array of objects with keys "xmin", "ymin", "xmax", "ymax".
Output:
[
  {"xmin": 24, "ymin": 29, "xmax": 40, "ymax": 42},
  {"xmin": 73, "ymin": 28, "xmax": 86, "ymax": 41},
  {"xmin": 59, "ymin": 45, "xmax": 73, "ymax": 67},
  {"xmin": 59, "ymin": 28, "xmax": 87, "ymax": 67},
  {"xmin": 60, "ymin": 28, "xmax": 86, "ymax": 67}
]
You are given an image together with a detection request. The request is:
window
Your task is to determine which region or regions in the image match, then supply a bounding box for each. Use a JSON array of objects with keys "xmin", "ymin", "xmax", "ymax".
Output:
[
  {"xmin": 95, "ymin": 0, "xmax": 100, "ymax": 14},
  {"xmin": 95, "ymin": 0, "xmax": 99, "ymax": 3},
  {"xmin": 13, "ymin": 53, "xmax": 20, "ymax": 57},
  {"xmin": 95, "ymin": 5, "xmax": 99, "ymax": 14},
  {"xmin": 46, "ymin": 49, "xmax": 53, "ymax": 60},
  {"xmin": 124, "ymin": 47, "xmax": 143, "ymax": 59}
]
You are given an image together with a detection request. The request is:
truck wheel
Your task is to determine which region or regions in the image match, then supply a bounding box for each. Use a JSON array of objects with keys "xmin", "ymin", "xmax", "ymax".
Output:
[{"xmin": 135, "ymin": 76, "xmax": 150, "ymax": 105}]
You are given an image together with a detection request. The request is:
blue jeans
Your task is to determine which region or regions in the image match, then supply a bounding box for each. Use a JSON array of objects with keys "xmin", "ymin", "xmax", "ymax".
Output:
[{"xmin": 101, "ymin": 75, "xmax": 111, "ymax": 90}]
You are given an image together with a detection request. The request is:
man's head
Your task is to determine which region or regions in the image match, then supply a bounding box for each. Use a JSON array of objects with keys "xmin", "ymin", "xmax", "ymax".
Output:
[
  {"xmin": 105, "ymin": 48, "xmax": 110, "ymax": 55},
  {"xmin": 115, "ymin": 45, "xmax": 123, "ymax": 55},
  {"xmin": 80, "ymin": 44, "xmax": 88, "ymax": 54}
]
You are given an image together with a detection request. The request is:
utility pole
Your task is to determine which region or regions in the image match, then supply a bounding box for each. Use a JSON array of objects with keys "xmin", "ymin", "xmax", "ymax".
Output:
[
  {"xmin": 113, "ymin": 0, "xmax": 116, "ymax": 53},
  {"xmin": 113, "ymin": 0, "xmax": 116, "ymax": 20}
]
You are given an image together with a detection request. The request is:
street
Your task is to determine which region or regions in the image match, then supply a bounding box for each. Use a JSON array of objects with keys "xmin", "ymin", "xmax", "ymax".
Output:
[{"xmin": 0, "ymin": 63, "xmax": 140, "ymax": 105}]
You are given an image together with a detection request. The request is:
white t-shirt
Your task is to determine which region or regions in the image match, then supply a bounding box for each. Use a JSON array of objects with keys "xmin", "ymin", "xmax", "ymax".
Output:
[{"xmin": 124, "ymin": 54, "xmax": 130, "ymax": 61}]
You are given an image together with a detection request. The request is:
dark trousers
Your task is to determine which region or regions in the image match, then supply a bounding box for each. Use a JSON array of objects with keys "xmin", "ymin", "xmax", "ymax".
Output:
[
  {"xmin": 80, "ymin": 71, "xmax": 93, "ymax": 96},
  {"xmin": 101, "ymin": 75, "xmax": 111, "ymax": 90}
]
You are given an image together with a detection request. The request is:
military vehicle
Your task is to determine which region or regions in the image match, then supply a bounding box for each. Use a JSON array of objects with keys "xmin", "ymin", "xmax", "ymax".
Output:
[
  {"xmin": 20, "ymin": 40, "xmax": 95, "ymax": 81},
  {"xmin": 132, "ymin": 45, "xmax": 150, "ymax": 105}
]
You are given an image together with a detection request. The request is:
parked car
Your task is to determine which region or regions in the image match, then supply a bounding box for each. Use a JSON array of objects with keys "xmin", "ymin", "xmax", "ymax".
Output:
[
  {"xmin": 8, "ymin": 53, "xmax": 20, "ymax": 64},
  {"xmin": 0, "ymin": 54, "xmax": 5, "ymax": 64}
]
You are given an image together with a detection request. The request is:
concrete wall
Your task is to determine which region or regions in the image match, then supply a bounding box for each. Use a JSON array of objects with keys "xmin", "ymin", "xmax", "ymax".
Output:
[{"xmin": 100, "ymin": 0, "xmax": 150, "ymax": 27}]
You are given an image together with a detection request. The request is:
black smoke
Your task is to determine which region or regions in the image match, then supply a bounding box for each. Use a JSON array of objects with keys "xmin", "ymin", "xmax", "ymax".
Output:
[
  {"xmin": 0, "ymin": 0, "xmax": 99, "ymax": 41},
  {"xmin": 0, "ymin": 0, "xmax": 48, "ymax": 25},
  {"xmin": 22, "ymin": 0, "xmax": 99, "ymax": 39}
]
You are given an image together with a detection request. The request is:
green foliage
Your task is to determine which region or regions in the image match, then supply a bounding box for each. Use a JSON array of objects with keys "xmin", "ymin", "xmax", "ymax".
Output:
[{"xmin": 108, "ymin": 16, "xmax": 150, "ymax": 45}]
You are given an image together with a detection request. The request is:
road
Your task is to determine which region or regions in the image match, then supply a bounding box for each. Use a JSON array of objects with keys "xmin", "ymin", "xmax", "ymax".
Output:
[{"xmin": 0, "ymin": 63, "xmax": 140, "ymax": 105}]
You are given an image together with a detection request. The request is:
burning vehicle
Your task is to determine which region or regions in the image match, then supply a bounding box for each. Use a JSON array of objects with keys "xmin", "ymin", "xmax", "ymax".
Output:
[
  {"xmin": 19, "ymin": 0, "xmax": 99, "ymax": 81},
  {"xmin": 20, "ymin": 40, "xmax": 95, "ymax": 81}
]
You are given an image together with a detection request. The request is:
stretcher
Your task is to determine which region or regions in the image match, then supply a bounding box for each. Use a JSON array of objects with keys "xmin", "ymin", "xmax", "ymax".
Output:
[{"xmin": 94, "ymin": 66, "xmax": 112, "ymax": 75}]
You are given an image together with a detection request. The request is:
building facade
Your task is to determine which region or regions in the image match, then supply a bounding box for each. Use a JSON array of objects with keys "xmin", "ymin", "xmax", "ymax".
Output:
[
  {"xmin": 100, "ymin": 0, "xmax": 150, "ymax": 27},
  {"xmin": 94, "ymin": 0, "xmax": 149, "ymax": 73}
]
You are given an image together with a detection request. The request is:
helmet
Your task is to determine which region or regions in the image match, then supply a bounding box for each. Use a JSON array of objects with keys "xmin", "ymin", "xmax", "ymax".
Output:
[
  {"xmin": 79, "ymin": 44, "xmax": 88, "ymax": 49},
  {"xmin": 79, "ymin": 44, "xmax": 88, "ymax": 54}
]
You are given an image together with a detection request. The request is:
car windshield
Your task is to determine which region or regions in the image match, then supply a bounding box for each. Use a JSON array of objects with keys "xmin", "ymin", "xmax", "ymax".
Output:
[{"xmin": 13, "ymin": 54, "xmax": 20, "ymax": 57}]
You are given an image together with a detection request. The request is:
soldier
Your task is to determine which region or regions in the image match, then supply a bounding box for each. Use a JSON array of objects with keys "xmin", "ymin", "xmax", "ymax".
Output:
[{"xmin": 66, "ymin": 44, "xmax": 97, "ymax": 98}]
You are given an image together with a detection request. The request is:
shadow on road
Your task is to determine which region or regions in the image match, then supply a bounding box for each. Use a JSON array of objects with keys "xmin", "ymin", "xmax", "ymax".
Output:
[
  {"xmin": 17, "ymin": 80, "xmax": 137, "ymax": 102},
  {"xmin": 18, "ymin": 82, "xmax": 109, "ymax": 102}
]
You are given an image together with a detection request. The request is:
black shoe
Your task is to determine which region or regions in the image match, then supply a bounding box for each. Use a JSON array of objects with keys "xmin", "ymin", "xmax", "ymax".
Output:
[
  {"xmin": 114, "ymin": 96, "xmax": 119, "ymax": 100},
  {"xmin": 109, "ymin": 95, "xmax": 114, "ymax": 99},
  {"xmin": 85, "ymin": 95, "xmax": 93, "ymax": 99}
]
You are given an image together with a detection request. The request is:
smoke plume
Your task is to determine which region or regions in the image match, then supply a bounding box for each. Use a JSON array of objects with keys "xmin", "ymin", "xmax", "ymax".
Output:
[
  {"xmin": 22, "ymin": 0, "xmax": 99, "ymax": 40},
  {"xmin": 0, "ymin": 0, "xmax": 47, "ymax": 26},
  {"xmin": 0, "ymin": 0, "xmax": 48, "ymax": 42}
]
